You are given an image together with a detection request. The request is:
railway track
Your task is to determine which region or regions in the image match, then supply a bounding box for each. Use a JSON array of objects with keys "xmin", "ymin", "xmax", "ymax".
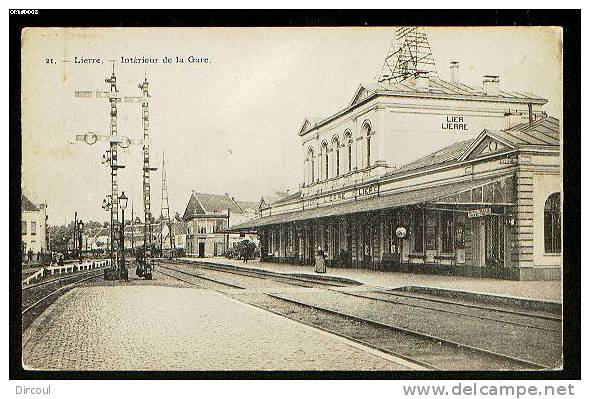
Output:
[
  {"xmin": 161, "ymin": 259, "xmax": 351, "ymax": 288},
  {"xmin": 156, "ymin": 262, "xmax": 554, "ymax": 370},
  {"xmin": 162, "ymin": 259, "xmax": 560, "ymax": 332},
  {"xmin": 334, "ymin": 290, "xmax": 562, "ymax": 333},
  {"xmin": 22, "ymin": 269, "xmax": 105, "ymax": 332}
]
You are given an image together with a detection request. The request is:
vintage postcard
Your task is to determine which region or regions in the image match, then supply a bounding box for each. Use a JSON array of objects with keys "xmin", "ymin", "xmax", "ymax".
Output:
[{"xmin": 17, "ymin": 22, "xmax": 568, "ymax": 376}]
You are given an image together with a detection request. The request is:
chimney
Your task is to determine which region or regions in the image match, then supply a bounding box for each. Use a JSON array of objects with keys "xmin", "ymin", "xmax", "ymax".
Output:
[
  {"xmin": 483, "ymin": 75, "xmax": 500, "ymax": 96},
  {"xmin": 504, "ymin": 110, "xmax": 525, "ymax": 130},
  {"xmin": 415, "ymin": 70, "xmax": 430, "ymax": 92},
  {"xmin": 450, "ymin": 61, "xmax": 459, "ymax": 84}
]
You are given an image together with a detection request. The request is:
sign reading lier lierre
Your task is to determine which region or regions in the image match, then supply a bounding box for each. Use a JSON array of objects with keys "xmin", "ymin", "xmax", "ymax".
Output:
[
  {"xmin": 442, "ymin": 115, "xmax": 468, "ymax": 131},
  {"xmin": 304, "ymin": 184, "xmax": 379, "ymax": 208}
]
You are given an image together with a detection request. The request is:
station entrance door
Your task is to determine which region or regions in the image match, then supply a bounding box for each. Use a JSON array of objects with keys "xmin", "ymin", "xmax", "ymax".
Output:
[{"xmin": 473, "ymin": 214, "xmax": 505, "ymax": 276}]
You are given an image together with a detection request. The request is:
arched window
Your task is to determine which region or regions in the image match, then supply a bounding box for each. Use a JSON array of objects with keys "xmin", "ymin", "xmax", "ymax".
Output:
[
  {"xmin": 362, "ymin": 120, "xmax": 372, "ymax": 167},
  {"xmin": 321, "ymin": 141, "xmax": 329, "ymax": 180},
  {"xmin": 544, "ymin": 193, "xmax": 561, "ymax": 253},
  {"xmin": 332, "ymin": 136, "xmax": 340, "ymax": 177},
  {"xmin": 307, "ymin": 147, "xmax": 315, "ymax": 184},
  {"xmin": 344, "ymin": 130, "xmax": 352, "ymax": 173}
]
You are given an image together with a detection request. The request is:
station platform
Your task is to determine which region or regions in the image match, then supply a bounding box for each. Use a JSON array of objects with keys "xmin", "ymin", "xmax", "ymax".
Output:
[
  {"xmin": 176, "ymin": 257, "xmax": 562, "ymax": 303},
  {"xmin": 22, "ymin": 276, "xmax": 411, "ymax": 370}
]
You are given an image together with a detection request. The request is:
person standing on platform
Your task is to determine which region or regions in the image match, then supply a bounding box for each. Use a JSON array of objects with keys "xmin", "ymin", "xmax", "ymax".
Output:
[{"xmin": 315, "ymin": 246, "xmax": 326, "ymax": 274}]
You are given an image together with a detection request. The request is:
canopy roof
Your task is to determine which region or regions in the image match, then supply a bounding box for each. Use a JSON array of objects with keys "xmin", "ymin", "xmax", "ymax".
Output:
[{"xmin": 228, "ymin": 175, "xmax": 514, "ymax": 232}]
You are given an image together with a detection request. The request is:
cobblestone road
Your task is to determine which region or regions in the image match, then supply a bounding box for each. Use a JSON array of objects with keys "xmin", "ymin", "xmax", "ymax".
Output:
[{"xmin": 22, "ymin": 276, "xmax": 410, "ymax": 371}]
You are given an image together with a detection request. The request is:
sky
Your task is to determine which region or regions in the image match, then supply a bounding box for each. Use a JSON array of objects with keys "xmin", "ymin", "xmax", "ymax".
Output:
[{"xmin": 21, "ymin": 27, "xmax": 562, "ymax": 226}]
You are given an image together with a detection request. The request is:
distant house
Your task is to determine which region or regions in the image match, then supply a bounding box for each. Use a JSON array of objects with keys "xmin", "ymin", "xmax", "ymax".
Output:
[
  {"xmin": 122, "ymin": 222, "xmax": 162, "ymax": 252},
  {"xmin": 158, "ymin": 220, "xmax": 188, "ymax": 252},
  {"xmin": 21, "ymin": 194, "xmax": 48, "ymax": 258},
  {"xmin": 182, "ymin": 192, "xmax": 258, "ymax": 258}
]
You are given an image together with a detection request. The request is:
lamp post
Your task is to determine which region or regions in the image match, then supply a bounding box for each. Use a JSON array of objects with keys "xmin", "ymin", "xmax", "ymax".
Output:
[
  {"xmin": 102, "ymin": 195, "xmax": 112, "ymax": 256},
  {"xmin": 119, "ymin": 191, "xmax": 128, "ymax": 281},
  {"xmin": 102, "ymin": 194, "xmax": 118, "ymax": 279},
  {"xmin": 77, "ymin": 220, "xmax": 84, "ymax": 262}
]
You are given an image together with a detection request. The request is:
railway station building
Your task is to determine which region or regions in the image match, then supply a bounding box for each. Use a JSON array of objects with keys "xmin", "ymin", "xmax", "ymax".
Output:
[
  {"xmin": 183, "ymin": 192, "xmax": 259, "ymax": 258},
  {"xmin": 231, "ymin": 67, "xmax": 562, "ymax": 280}
]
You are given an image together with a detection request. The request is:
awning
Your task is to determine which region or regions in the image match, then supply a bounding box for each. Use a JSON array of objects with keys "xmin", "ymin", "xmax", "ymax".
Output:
[{"xmin": 227, "ymin": 175, "xmax": 515, "ymax": 232}]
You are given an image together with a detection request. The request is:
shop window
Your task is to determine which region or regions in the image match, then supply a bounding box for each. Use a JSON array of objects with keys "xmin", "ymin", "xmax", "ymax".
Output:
[
  {"xmin": 493, "ymin": 181, "xmax": 504, "ymax": 203},
  {"xmin": 22, "ymin": 221, "xmax": 27, "ymax": 235},
  {"xmin": 425, "ymin": 212, "xmax": 437, "ymax": 250},
  {"xmin": 544, "ymin": 192, "xmax": 561, "ymax": 253},
  {"xmin": 459, "ymin": 190, "xmax": 472, "ymax": 203},
  {"xmin": 441, "ymin": 212, "xmax": 454, "ymax": 253},
  {"xmin": 483, "ymin": 183, "xmax": 494, "ymax": 203},
  {"xmin": 288, "ymin": 228, "xmax": 294, "ymax": 252},
  {"xmin": 472, "ymin": 187, "xmax": 483, "ymax": 203},
  {"xmin": 413, "ymin": 209, "xmax": 424, "ymax": 253},
  {"xmin": 455, "ymin": 217, "xmax": 466, "ymax": 249},
  {"xmin": 388, "ymin": 218, "xmax": 398, "ymax": 253},
  {"xmin": 485, "ymin": 217, "xmax": 504, "ymax": 263}
]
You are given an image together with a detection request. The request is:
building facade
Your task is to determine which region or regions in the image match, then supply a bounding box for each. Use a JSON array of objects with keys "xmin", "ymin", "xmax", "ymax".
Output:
[
  {"xmin": 231, "ymin": 71, "xmax": 561, "ymax": 280},
  {"xmin": 183, "ymin": 192, "xmax": 259, "ymax": 258},
  {"xmin": 21, "ymin": 194, "xmax": 48, "ymax": 257}
]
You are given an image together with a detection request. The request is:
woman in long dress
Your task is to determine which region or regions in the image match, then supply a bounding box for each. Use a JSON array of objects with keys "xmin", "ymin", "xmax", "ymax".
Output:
[{"xmin": 315, "ymin": 246, "xmax": 326, "ymax": 273}]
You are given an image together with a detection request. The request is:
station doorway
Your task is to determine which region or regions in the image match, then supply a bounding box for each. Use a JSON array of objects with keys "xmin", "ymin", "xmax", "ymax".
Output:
[{"xmin": 473, "ymin": 214, "xmax": 506, "ymax": 275}]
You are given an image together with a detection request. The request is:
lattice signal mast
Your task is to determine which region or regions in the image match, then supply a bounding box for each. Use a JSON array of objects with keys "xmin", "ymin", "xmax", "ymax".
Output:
[
  {"xmin": 137, "ymin": 75, "xmax": 158, "ymax": 280},
  {"xmin": 105, "ymin": 67, "xmax": 120, "ymax": 273},
  {"xmin": 377, "ymin": 27, "xmax": 438, "ymax": 83},
  {"xmin": 160, "ymin": 150, "xmax": 176, "ymax": 259},
  {"xmin": 73, "ymin": 65, "xmax": 152, "ymax": 280},
  {"xmin": 72, "ymin": 64, "xmax": 139, "ymax": 280}
]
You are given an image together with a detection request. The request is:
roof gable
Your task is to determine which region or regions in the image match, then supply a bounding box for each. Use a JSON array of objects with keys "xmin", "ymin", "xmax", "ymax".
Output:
[
  {"xmin": 460, "ymin": 132, "xmax": 516, "ymax": 161},
  {"xmin": 21, "ymin": 194, "xmax": 39, "ymax": 212},
  {"xmin": 258, "ymin": 197, "xmax": 270, "ymax": 210},
  {"xmin": 302, "ymin": 77, "xmax": 548, "ymax": 134},
  {"xmin": 460, "ymin": 116, "xmax": 559, "ymax": 162},
  {"xmin": 182, "ymin": 193, "xmax": 206, "ymax": 220},
  {"xmin": 195, "ymin": 193, "xmax": 244, "ymax": 215},
  {"xmin": 349, "ymin": 84, "xmax": 377, "ymax": 107},
  {"xmin": 298, "ymin": 117, "xmax": 323, "ymax": 135}
]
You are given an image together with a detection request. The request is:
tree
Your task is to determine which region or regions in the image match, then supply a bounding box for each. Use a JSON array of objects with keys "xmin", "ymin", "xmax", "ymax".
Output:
[{"xmin": 234, "ymin": 239, "xmax": 257, "ymax": 260}]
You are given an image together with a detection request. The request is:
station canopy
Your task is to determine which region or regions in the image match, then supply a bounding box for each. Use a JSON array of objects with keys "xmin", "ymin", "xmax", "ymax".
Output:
[{"xmin": 228, "ymin": 174, "xmax": 516, "ymax": 232}]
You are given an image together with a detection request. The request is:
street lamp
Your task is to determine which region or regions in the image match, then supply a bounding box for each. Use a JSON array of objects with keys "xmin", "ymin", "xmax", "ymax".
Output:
[
  {"xmin": 77, "ymin": 220, "xmax": 84, "ymax": 262},
  {"xmin": 101, "ymin": 195, "xmax": 112, "ymax": 258},
  {"xmin": 102, "ymin": 195, "xmax": 112, "ymax": 211},
  {"xmin": 118, "ymin": 191, "xmax": 128, "ymax": 281}
]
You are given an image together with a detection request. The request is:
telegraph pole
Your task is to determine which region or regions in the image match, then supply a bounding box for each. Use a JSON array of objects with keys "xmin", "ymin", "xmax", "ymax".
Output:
[
  {"xmin": 160, "ymin": 150, "xmax": 175, "ymax": 259},
  {"xmin": 136, "ymin": 75, "xmax": 157, "ymax": 280}
]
